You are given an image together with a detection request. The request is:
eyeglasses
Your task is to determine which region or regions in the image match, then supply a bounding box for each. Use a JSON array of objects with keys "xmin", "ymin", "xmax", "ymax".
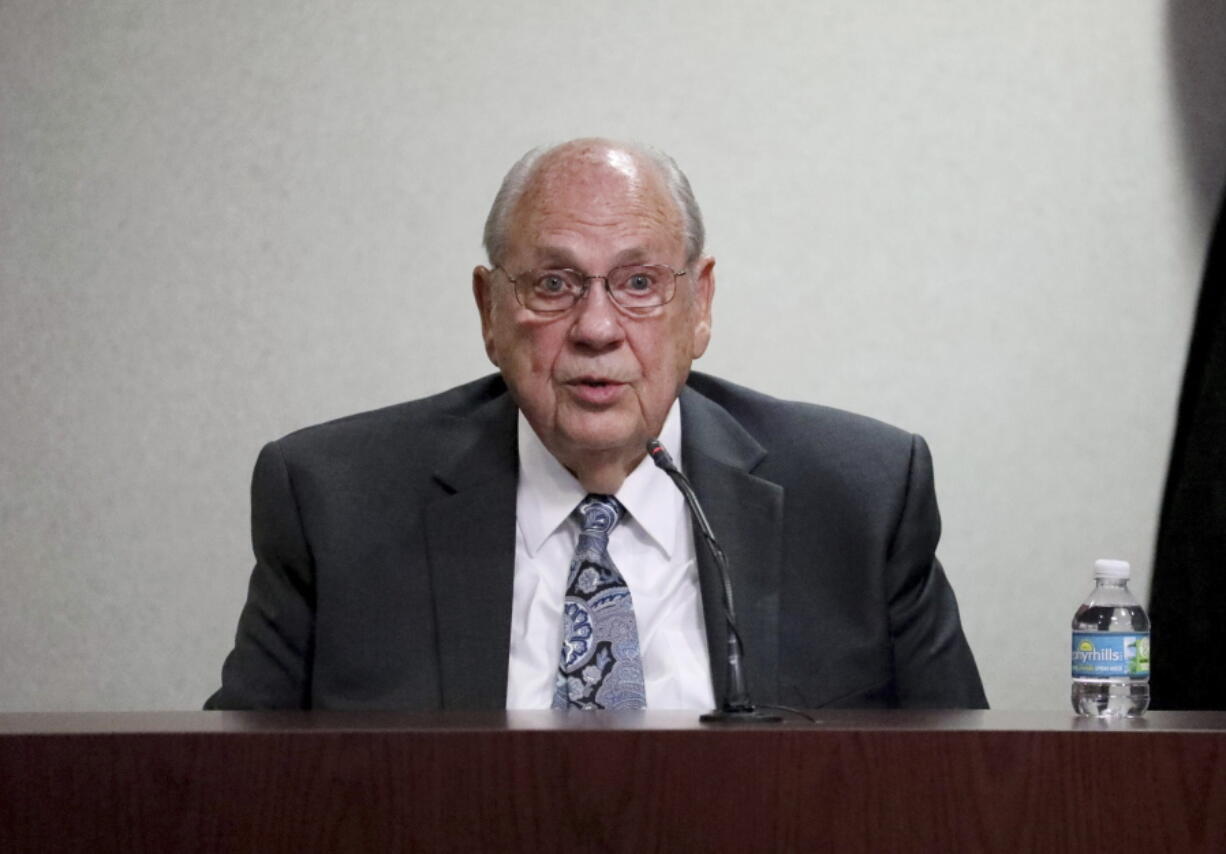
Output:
[{"xmin": 496, "ymin": 265, "xmax": 687, "ymax": 315}]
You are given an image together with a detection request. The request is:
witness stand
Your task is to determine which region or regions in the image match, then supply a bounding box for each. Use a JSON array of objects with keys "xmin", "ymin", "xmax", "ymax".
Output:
[{"xmin": 2, "ymin": 710, "xmax": 1223, "ymax": 852}]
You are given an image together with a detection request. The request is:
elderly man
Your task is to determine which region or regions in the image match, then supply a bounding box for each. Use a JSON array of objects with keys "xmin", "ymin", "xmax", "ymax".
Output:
[{"xmin": 206, "ymin": 139, "xmax": 987, "ymax": 711}]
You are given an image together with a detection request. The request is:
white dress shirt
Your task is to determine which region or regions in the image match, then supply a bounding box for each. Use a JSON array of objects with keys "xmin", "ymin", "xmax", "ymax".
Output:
[{"xmin": 505, "ymin": 399, "xmax": 715, "ymax": 710}]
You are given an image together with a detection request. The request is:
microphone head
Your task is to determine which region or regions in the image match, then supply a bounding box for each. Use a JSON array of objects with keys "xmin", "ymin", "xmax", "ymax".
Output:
[{"xmin": 646, "ymin": 439, "xmax": 677, "ymax": 472}]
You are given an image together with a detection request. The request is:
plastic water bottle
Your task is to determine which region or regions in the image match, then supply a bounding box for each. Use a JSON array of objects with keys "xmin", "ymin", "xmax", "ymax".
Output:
[{"xmin": 1071, "ymin": 558, "xmax": 1150, "ymax": 717}]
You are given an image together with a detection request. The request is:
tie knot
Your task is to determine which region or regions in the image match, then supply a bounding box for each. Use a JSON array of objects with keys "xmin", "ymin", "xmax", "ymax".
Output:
[{"xmin": 577, "ymin": 494, "xmax": 623, "ymax": 536}]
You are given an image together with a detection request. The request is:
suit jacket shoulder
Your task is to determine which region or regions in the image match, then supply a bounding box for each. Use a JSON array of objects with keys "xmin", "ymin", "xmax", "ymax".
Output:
[
  {"xmin": 685, "ymin": 371, "xmax": 914, "ymax": 458},
  {"xmin": 684, "ymin": 372, "xmax": 921, "ymax": 521},
  {"xmin": 273, "ymin": 374, "xmax": 512, "ymax": 472}
]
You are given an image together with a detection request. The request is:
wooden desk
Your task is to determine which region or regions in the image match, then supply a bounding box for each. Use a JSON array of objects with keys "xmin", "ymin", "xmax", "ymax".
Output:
[{"xmin": 2, "ymin": 710, "xmax": 1224, "ymax": 852}]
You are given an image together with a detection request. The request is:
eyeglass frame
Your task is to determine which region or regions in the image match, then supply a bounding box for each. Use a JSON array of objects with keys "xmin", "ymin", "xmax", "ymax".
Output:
[{"xmin": 493, "ymin": 264, "xmax": 689, "ymax": 316}]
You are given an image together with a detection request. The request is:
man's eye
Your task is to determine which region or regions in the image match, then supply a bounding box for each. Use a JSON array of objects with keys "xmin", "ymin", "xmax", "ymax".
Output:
[
  {"xmin": 536, "ymin": 275, "xmax": 568, "ymax": 294},
  {"xmin": 626, "ymin": 274, "xmax": 654, "ymax": 291}
]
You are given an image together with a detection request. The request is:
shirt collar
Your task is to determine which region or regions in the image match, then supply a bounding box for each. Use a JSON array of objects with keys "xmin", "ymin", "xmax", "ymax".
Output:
[{"xmin": 516, "ymin": 398, "xmax": 684, "ymax": 558}]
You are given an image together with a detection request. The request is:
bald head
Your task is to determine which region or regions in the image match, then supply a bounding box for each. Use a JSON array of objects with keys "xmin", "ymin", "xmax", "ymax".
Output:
[{"xmin": 483, "ymin": 138, "xmax": 706, "ymax": 268}]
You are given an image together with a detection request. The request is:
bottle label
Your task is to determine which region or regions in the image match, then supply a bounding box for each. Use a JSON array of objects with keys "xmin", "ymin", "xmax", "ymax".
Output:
[{"xmin": 1071, "ymin": 632, "xmax": 1150, "ymax": 678}]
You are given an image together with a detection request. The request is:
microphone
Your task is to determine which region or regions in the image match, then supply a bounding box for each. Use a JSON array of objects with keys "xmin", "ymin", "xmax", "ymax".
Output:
[{"xmin": 648, "ymin": 439, "xmax": 781, "ymax": 724}]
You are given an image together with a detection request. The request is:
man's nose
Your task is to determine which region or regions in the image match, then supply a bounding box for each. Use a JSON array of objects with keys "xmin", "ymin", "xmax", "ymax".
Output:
[{"xmin": 567, "ymin": 279, "xmax": 625, "ymax": 350}]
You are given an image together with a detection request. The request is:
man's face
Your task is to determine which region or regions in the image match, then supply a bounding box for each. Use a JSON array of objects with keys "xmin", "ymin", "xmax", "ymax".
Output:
[{"xmin": 473, "ymin": 145, "xmax": 714, "ymax": 488}]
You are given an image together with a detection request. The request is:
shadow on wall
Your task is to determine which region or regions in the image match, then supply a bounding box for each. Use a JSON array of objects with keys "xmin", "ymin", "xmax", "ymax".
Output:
[{"xmin": 1168, "ymin": 0, "xmax": 1226, "ymax": 228}]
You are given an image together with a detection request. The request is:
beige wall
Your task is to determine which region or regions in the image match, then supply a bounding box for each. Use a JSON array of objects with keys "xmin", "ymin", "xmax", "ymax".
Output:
[{"xmin": 3, "ymin": 1, "xmax": 1224, "ymax": 711}]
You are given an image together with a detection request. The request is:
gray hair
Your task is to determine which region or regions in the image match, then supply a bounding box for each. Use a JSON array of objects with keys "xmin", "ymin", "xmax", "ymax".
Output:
[{"xmin": 482, "ymin": 140, "xmax": 706, "ymax": 267}]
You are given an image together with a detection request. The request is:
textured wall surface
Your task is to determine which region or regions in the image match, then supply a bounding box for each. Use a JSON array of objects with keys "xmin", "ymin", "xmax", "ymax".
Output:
[{"xmin": 3, "ymin": 1, "xmax": 1223, "ymax": 711}]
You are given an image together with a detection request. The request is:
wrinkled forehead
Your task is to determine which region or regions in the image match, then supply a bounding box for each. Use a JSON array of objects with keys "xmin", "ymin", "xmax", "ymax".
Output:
[{"xmin": 508, "ymin": 146, "xmax": 685, "ymax": 256}]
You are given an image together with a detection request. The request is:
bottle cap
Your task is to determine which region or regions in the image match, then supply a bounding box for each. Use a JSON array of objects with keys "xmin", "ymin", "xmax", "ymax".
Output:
[{"xmin": 1094, "ymin": 558, "xmax": 1131, "ymax": 579}]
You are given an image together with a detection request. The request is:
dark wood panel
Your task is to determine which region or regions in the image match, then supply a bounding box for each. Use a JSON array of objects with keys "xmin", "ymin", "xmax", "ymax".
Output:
[{"xmin": 2, "ymin": 712, "xmax": 1225, "ymax": 852}]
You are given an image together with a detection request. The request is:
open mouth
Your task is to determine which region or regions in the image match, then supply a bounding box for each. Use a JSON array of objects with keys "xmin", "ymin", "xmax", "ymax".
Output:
[
  {"xmin": 568, "ymin": 378, "xmax": 626, "ymax": 403},
  {"xmin": 571, "ymin": 376, "xmax": 624, "ymax": 388}
]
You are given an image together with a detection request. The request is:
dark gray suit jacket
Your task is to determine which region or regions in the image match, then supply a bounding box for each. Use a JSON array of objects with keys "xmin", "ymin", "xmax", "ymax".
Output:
[{"xmin": 206, "ymin": 372, "xmax": 987, "ymax": 710}]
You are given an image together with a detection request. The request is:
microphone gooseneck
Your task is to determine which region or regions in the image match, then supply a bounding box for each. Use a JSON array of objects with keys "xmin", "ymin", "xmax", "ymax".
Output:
[{"xmin": 647, "ymin": 439, "xmax": 781, "ymax": 724}]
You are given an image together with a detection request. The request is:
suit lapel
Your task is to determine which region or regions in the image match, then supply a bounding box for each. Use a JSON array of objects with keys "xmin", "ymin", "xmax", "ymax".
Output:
[
  {"xmin": 424, "ymin": 391, "xmax": 519, "ymax": 710},
  {"xmin": 680, "ymin": 387, "xmax": 784, "ymax": 706}
]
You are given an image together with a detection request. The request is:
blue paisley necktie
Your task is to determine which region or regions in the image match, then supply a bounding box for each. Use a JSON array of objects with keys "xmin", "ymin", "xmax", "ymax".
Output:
[{"xmin": 552, "ymin": 495, "xmax": 647, "ymax": 710}]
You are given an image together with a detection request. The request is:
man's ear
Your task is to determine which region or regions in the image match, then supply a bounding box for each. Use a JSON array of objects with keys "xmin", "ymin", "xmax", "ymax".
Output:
[
  {"xmin": 689, "ymin": 256, "xmax": 715, "ymax": 359},
  {"xmin": 472, "ymin": 266, "xmax": 500, "ymax": 366}
]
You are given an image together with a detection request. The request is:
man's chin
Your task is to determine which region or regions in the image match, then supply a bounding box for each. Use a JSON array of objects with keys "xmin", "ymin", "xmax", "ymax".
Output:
[
  {"xmin": 561, "ymin": 434, "xmax": 645, "ymax": 457},
  {"xmin": 554, "ymin": 421, "xmax": 649, "ymax": 465}
]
